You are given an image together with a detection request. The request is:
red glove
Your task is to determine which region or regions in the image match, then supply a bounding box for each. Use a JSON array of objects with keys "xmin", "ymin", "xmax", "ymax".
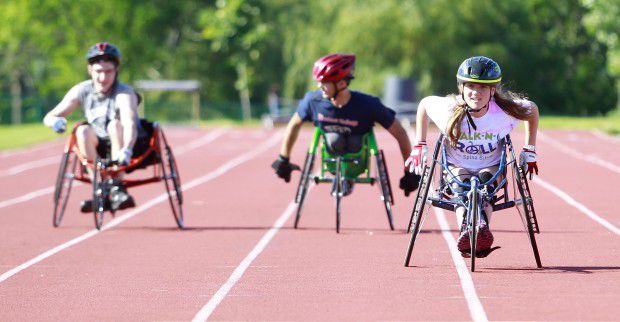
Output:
[
  {"xmin": 519, "ymin": 145, "xmax": 538, "ymax": 179},
  {"xmin": 405, "ymin": 141, "xmax": 428, "ymax": 176}
]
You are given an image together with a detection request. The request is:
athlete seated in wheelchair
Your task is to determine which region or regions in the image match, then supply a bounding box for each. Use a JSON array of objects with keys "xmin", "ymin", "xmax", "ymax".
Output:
[
  {"xmin": 403, "ymin": 56, "xmax": 542, "ymax": 269},
  {"xmin": 271, "ymin": 53, "xmax": 421, "ymax": 232},
  {"xmin": 44, "ymin": 42, "xmax": 183, "ymax": 230}
]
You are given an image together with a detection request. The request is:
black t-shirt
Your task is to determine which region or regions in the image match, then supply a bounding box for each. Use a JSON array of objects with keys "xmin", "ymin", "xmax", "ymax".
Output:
[{"xmin": 296, "ymin": 90, "xmax": 396, "ymax": 135}]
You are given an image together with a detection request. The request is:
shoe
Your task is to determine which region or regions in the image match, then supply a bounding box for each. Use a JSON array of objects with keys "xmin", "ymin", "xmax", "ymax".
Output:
[
  {"xmin": 476, "ymin": 223, "xmax": 494, "ymax": 251},
  {"xmin": 110, "ymin": 186, "xmax": 135, "ymax": 210},
  {"xmin": 80, "ymin": 199, "xmax": 111, "ymax": 213},
  {"xmin": 457, "ymin": 226, "xmax": 470, "ymax": 253},
  {"xmin": 331, "ymin": 179, "xmax": 355, "ymax": 197}
]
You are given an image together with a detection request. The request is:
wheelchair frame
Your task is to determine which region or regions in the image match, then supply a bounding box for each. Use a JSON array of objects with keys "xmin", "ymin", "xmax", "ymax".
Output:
[
  {"xmin": 403, "ymin": 134, "xmax": 542, "ymax": 271},
  {"xmin": 52, "ymin": 120, "xmax": 183, "ymax": 230},
  {"xmin": 294, "ymin": 127, "xmax": 395, "ymax": 233}
]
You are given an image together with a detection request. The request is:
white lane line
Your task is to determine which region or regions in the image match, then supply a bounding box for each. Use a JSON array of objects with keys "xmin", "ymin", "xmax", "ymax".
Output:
[
  {"xmin": 0, "ymin": 130, "xmax": 281, "ymax": 284},
  {"xmin": 435, "ymin": 207, "xmax": 489, "ymax": 322},
  {"xmin": 0, "ymin": 156, "xmax": 59, "ymax": 177},
  {"xmin": 538, "ymin": 131, "xmax": 620, "ymax": 175},
  {"xmin": 532, "ymin": 176, "xmax": 619, "ymax": 235},
  {"xmin": 193, "ymin": 194, "xmax": 307, "ymax": 321},
  {"xmin": 0, "ymin": 129, "xmax": 230, "ymax": 210},
  {"xmin": 591, "ymin": 129, "xmax": 620, "ymax": 143}
]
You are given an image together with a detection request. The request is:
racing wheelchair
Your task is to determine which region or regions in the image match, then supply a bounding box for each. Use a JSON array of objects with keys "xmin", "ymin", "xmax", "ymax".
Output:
[
  {"xmin": 293, "ymin": 128, "xmax": 395, "ymax": 233},
  {"xmin": 52, "ymin": 119, "xmax": 183, "ymax": 230},
  {"xmin": 403, "ymin": 134, "xmax": 542, "ymax": 271}
]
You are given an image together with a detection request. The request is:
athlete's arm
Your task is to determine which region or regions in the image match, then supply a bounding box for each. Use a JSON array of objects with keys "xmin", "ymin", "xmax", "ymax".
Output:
[
  {"xmin": 523, "ymin": 100, "xmax": 539, "ymax": 146},
  {"xmin": 116, "ymin": 92, "xmax": 139, "ymax": 150},
  {"xmin": 386, "ymin": 120, "xmax": 412, "ymax": 161},
  {"xmin": 279, "ymin": 112, "xmax": 304, "ymax": 158},
  {"xmin": 414, "ymin": 97, "xmax": 432, "ymax": 144},
  {"xmin": 43, "ymin": 85, "xmax": 80, "ymax": 124}
]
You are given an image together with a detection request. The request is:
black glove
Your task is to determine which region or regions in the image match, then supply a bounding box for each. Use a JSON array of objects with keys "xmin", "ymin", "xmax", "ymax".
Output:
[
  {"xmin": 399, "ymin": 170, "xmax": 421, "ymax": 197},
  {"xmin": 271, "ymin": 155, "xmax": 300, "ymax": 183}
]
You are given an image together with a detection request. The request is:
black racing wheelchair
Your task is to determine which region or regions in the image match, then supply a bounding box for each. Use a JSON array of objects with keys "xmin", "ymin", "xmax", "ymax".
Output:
[
  {"xmin": 52, "ymin": 119, "xmax": 183, "ymax": 230},
  {"xmin": 404, "ymin": 134, "xmax": 541, "ymax": 271},
  {"xmin": 294, "ymin": 128, "xmax": 394, "ymax": 233}
]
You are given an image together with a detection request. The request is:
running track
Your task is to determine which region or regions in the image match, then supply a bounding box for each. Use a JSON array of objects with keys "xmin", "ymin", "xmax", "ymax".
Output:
[{"xmin": 0, "ymin": 125, "xmax": 618, "ymax": 321}]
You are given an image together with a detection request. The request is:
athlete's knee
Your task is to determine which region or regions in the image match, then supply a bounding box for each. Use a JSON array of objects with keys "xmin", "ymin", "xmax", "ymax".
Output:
[
  {"xmin": 478, "ymin": 171, "xmax": 496, "ymax": 191},
  {"xmin": 346, "ymin": 135, "xmax": 363, "ymax": 153},
  {"xmin": 325, "ymin": 133, "xmax": 347, "ymax": 155},
  {"xmin": 75, "ymin": 124, "xmax": 96, "ymax": 141}
]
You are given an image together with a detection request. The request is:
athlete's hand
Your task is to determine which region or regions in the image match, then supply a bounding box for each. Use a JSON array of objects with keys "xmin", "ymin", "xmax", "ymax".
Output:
[
  {"xmin": 49, "ymin": 117, "xmax": 67, "ymax": 134},
  {"xmin": 271, "ymin": 155, "xmax": 300, "ymax": 183},
  {"xmin": 519, "ymin": 146, "xmax": 538, "ymax": 180},
  {"xmin": 399, "ymin": 170, "xmax": 421, "ymax": 197},
  {"xmin": 117, "ymin": 148, "xmax": 133, "ymax": 166},
  {"xmin": 405, "ymin": 141, "xmax": 428, "ymax": 176}
]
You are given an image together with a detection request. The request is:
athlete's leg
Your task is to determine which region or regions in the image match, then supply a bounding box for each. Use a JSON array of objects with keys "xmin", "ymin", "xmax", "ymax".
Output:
[
  {"xmin": 107, "ymin": 119, "xmax": 123, "ymax": 162},
  {"xmin": 106, "ymin": 119, "xmax": 134, "ymax": 210},
  {"xmin": 477, "ymin": 165, "xmax": 500, "ymax": 224},
  {"xmin": 324, "ymin": 132, "xmax": 347, "ymax": 156},
  {"xmin": 75, "ymin": 124, "xmax": 99, "ymax": 179}
]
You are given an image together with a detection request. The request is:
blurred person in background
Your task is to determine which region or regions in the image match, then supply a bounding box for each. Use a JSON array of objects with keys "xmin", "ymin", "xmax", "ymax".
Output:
[{"xmin": 43, "ymin": 42, "xmax": 143, "ymax": 212}]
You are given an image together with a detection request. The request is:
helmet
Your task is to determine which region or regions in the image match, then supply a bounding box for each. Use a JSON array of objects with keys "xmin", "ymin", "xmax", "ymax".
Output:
[
  {"xmin": 86, "ymin": 42, "xmax": 121, "ymax": 65},
  {"xmin": 312, "ymin": 53, "xmax": 356, "ymax": 82},
  {"xmin": 456, "ymin": 56, "xmax": 501, "ymax": 85}
]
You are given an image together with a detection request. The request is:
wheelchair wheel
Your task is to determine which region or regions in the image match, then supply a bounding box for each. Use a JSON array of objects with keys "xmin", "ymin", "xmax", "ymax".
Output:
[
  {"xmin": 160, "ymin": 130, "xmax": 184, "ymax": 229},
  {"xmin": 376, "ymin": 150, "xmax": 394, "ymax": 230},
  {"xmin": 92, "ymin": 158, "xmax": 106, "ymax": 230},
  {"xmin": 53, "ymin": 151, "xmax": 77, "ymax": 227},
  {"xmin": 294, "ymin": 152, "xmax": 315, "ymax": 229},
  {"xmin": 404, "ymin": 164, "xmax": 433, "ymax": 267},
  {"xmin": 468, "ymin": 189, "xmax": 480, "ymax": 272},
  {"xmin": 514, "ymin": 164, "xmax": 543, "ymax": 268},
  {"xmin": 335, "ymin": 157, "xmax": 343, "ymax": 234}
]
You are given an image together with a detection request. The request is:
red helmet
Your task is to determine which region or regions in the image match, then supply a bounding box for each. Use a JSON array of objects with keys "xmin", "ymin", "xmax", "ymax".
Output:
[{"xmin": 312, "ymin": 53, "xmax": 356, "ymax": 82}]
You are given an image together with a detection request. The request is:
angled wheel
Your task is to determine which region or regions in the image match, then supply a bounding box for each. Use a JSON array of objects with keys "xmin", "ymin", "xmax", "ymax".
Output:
[
  {"xmin": 294, "ymin": 152, "xmax": 315, "ymax": 229},
  {"xmin": 376, "ymin": 150, "xmax": 394, "ymax": 230},
  {"xmin": 160, "ymin": 129, "xmax": 184, "ymax": 229},
  {"xmin": 92, "ymin": 158, "xmax": 106, "ymax": 230},
  {"xmin": 514, "ymin": 164, "xmax": 542, "ymax": 268},
  {"xmin": 53, "ymin": 151, "xmax": 77, "ymax": 227},
  {"xmin": 335, "ymin": 157, "xmax": 343, "ymax": 234},
  {"xmin": 404, "ymin": 164, "xmax": 433, "ymax": 266}
]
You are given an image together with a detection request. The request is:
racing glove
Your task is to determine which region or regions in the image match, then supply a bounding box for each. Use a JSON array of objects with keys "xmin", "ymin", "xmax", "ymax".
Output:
[
  {"xmin": 46, "ymin": 116, "xmax": 67, "ymax": 134},
  {"xmin": 519, "ymin": 145, "xmax": 538, "ymax": 180},
  {"xmin": 399, "ymin": 170, "xmax": 421, "ymax": 197},
  {"xmin": 271, "ymin": 155, "xmax": 300, "ymax": 183},
  {"xmin": 117, "ymin": 147, "xmax": 133, "ymax": 166},
  {"xmin": 405, "ymin": 141, "xmax": 428, "ymax": 176}
]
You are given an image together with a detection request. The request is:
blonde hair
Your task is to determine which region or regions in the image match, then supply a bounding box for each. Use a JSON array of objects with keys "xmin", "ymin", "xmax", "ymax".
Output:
[{"xmin": 446, "ymin": 85, "xmax": 531, "ymax": 146}]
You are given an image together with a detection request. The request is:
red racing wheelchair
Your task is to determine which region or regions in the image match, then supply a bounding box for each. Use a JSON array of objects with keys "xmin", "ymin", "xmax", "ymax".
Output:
[{"xmin": 52, "ymin": 120, "xmax": 183, "ymax": 230}]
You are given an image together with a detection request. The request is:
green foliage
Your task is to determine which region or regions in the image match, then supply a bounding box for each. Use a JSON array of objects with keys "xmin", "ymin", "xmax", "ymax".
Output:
[{"xmin": 0, "ymin": 0, "xmax": 618, "ymax": 125}]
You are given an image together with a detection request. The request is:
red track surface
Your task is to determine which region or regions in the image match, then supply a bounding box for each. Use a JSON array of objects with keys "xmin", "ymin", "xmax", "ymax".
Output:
[{"xmin": 0, "ymin": 126, "xmax": 618, "ymax": 321}]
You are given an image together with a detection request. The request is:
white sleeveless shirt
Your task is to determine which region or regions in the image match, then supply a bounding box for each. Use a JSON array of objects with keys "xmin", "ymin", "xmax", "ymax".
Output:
[{"xmin": 424, "ymin": 96, "xmax": 529, "ymax": 171}]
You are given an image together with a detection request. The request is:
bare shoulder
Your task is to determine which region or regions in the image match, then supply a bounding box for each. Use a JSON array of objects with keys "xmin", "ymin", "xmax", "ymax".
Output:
[{"xmin": 420, "ymin": 95, "xmax": 455, "ymax": 110}]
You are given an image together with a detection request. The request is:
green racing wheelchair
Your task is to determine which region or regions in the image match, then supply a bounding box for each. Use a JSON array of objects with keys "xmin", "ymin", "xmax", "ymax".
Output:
[{"xmin": 293, "ymin": 128, "xmax": 395, "ymax": 233}]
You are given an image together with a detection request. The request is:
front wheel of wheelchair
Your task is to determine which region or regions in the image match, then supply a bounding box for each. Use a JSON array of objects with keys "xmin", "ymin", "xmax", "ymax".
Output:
[
  {"xmin": 468, "ymin": 191, "xmax": 480, "ymax": 272},
  {"xmin": 160, "ymin": 130, "xmax": 184, "ymax": 229},
  {"xmin": 294, "ymin": 152, "xmax": 315, "ymax": 229},
  {"xmin": 53, "ymin": 151, "xmax": 77, "ymax": 227},
  {"xmin": 514, "ymin": 165, "xmax": 542, "ymax": 268},
  {"xmin": 335, "ymin": 157, "xmax": 343, "ymax": 234},
  {"xmin": 376, "ymin": 150, "xmax": 394, "ymax": 230},
  {"xmin": 92, "ymin": 158, "xmax": 106, "ymax": 230}
]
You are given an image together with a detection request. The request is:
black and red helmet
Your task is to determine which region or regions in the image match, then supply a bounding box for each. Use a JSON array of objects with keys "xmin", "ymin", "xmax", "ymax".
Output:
[
  {"xmin": 312, "ymin": 53, "xmax": 356, "ymax": 82},
  {"xmin": 86, "ymin": 42, "xmax": 121, "ymax": 65}
]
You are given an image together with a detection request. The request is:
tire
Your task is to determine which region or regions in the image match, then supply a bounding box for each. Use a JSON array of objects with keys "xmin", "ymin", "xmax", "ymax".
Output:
[
  {"xmin": 335, "ymin": 157, "xmax": 342, "ymax": 234},
  {"xmin": 468, "ymin": 188, "xmax": 479, "ymax": 272},
  {"xmin": 376, "ymin": 151, "xmax": 394, "ymax": 230},
  {"xmin": 404, "ymin": 164, "xmax": 432, "ymax": 267},
  {"xmin": 514, "ymin": 164, "xmax": 543, "ymax": 268},
  {"xmin": 294, "ymin": 152, "xmax": 315, "ymax": 229},
  {"xmin": 160, "ymin": 130, "xmax": 184, "ymax": 229},
  {"xmin": 53, "ymin": 152, "xmax": 77, "ymax": 227},
  {"xmin": 93, "ymin": 158, "xmax": 105, "ymax": 230}
]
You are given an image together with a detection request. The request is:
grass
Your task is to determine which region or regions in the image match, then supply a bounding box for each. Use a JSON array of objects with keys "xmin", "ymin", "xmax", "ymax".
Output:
[{"xmin": 1, "ymin": 114, "xmax": 618, "ymax": 151}]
